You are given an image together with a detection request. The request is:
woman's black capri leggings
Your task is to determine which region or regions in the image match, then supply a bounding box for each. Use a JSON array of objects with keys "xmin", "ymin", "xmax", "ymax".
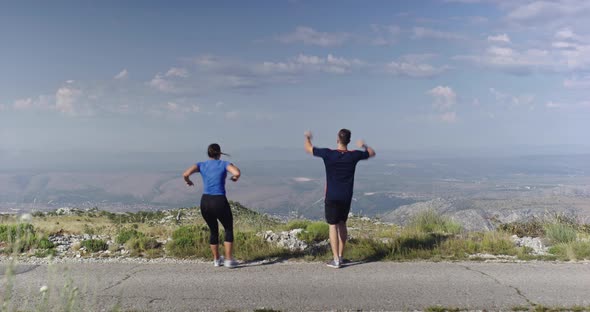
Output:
[{"xmin": 200, "ymin": 194, "xmax": 234, "ymax": 245}]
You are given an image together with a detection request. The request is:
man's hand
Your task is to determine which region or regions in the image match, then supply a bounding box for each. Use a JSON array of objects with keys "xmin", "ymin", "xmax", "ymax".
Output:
[
  {"xmin": 304, "ymin": 131, "xmax": 314, "ymax": 154},
  {"xmin": 356, "ymin": 139, "xmax": 367, "ymax": 149},
  {"xmin": 230, "ymin": 176, "xmax": 239, "ymax": 182},
  {"xmin": 185, "ymin": 180, "xmax": 194, "ymax": 186}
]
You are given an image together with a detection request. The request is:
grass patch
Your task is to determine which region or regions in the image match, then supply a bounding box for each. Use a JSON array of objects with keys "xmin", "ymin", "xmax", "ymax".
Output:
[
  {"xmin": 344, "ymin": 237, "xmax": 390, "ymax": 261},
  {"xmin": 125, "ymin": 236, "xmax": 161, "ymax": 257},
  {"xmin": 297, "ymin": 222, "xmax": 329, "ymax": 243},
  {"xmin": 80, "ymin": 239, "xmax": 108, "ymax": 253},
  {"xmin": 284, "ymin": 219, "xmax": 312, "ymax": 231},
  {"xmin": 167, "ymin": 225, "xmax": 291, "ymax": 261},
  {"xmin": 548, "ymin": 241, "xmax": 590, "ymax": 261},
  {"xmin": 166, "ymin": 225, "xmax": 211, "ymax": 258},
  {"xmin": 116, "ymin": 228, "xmax": 145, "ymax": 244},
  {"xmin": 409, "ymin": 209, "xmax": 462, "ymax": 234},
  {"xmin": 0, "ymin": 223, "xmax": 38, "ymax": 253},
  {"xmin": 233, "ymin": 232, "xmax": 293, "ymax": 261},
  {"xmin": 498, "ymin": 218, "xmax": 546, "ymax": 237},
  {"xmin": 544, "ymin": 223, "xmax": 577, "ymax": 244}
]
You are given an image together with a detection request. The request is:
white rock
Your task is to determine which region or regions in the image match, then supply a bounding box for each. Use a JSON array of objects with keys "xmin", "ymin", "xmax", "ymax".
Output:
[{"xmin": 19, "ymin": 213, "xmax": 33, "ymax": 223}]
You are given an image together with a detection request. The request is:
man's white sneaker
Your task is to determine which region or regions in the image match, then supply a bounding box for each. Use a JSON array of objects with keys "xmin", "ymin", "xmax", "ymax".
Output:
[
  {"xmin": 213, "ymin": 257, "xmax": 224, "ymax": 267},
  {"xmin": 224, "ymin": 259, "xmax": 238, "ymax": 268},
  {"xmin": 327, "ymin": 259, "xmax": 341, "ymax": 269}
]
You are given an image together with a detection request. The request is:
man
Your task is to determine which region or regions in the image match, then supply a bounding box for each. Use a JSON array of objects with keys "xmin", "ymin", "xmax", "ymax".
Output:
[{"xmin": 304, "ymin": 129, "xmax": 376, "ymax": 268}]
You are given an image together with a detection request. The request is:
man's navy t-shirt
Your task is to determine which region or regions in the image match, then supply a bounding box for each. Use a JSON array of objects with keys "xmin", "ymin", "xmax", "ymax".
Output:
[{"xmin": 313, "ymin": 147, "xmax": 370, "ymax": 201}]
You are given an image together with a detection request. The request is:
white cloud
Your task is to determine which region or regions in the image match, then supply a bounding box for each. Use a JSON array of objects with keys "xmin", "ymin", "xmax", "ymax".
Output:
[
  {"xmin": 12, "ymin": 95, "xmax": 53, "ymax": 112},
  {"xmin": 258, "ymin": 53, "xmax": 364, "ymax": 75},
  {"xmin": 165, "ymin": 67, "xmax": 189, "ymax": 78},
  {"xmin": 114, "ymin": 69, "xmax": 128, "ymax": 80},
  {"xmin": 293, "ymin": 177, "xmax": 313, "ymax": 182},
  {"xmin": 65, "ymin": 80, "xmax": 75, "ymax": 84},
  {"xmin": 225, "ymin": 111, "xmax": 239, "ymax": 119},
  {"xmin": 13, "ymin": 98, "xmax": 33, "ymax": 110},
  {"xmin": 412, "ymin": 27, "xmax": 466, "ymax": 40},
  {"xmin": 439, "ymin": 111, "xmax": 458, "ymax": 123},
  {"xmin": 563, "ymin": 76, "xmax": 590, "ymax": 88},
  {"xmin": 455, "ymin": 45, "xmax": 554, "ymax": 74},
  {"xmin": 278, "ymin": 26, "xmax": 350, "ymax": 47},
  {"xmin": 370, "ymin": 24, "xmax": 401, "ymax": 46},
  {"xmin": 164, "ymin": 101, "xmax": 200, "ymax": 114},
  {"xmin": 487, "ymin": 34, "xmax": 511, "ymax": 43},
  {"xmin": 428, "ymin": 86, "xmax": 457, "ymax": 110},
  {"xmin": 506, "ymin": 1, "xmax": 590, "ymax": 24},
  {"xmin": 555, "ymin": 28, "xmax": 580, "ymax": 41},
  {"xmin": 148, "ymin": 73, "xmax": 177, "ymax": 93},
  {"xmin": 56, "ymin": 86, "xmax": 83, "ymax": 115},
  {"xmin": 489, "ymin": 88, "xmax": 535, "ymax": 107},
  {"xmin": 386, "ymin": 60, "xmax": 449, "ymax": 78},
  {"xmin": 545, "ymin": 101, "xmax": 562, "ymax": 109},
  {"xmin": 166, "ymin": 102, "xmax": 178, "ymax": 111}
]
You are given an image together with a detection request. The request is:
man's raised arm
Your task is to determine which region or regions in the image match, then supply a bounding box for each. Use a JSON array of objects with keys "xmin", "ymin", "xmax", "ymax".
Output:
[
  {"xmin": 356, "ymin": 140, "xmax": 376, "ymax": 158},
  {"xmin": 304, "ymin": 131, "xmax": 314, "ymax": 154}
]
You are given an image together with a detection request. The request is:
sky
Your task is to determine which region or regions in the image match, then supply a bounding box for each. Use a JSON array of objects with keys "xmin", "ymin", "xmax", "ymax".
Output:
[{"xmin": 1, "ymin": 0, "xmax": 590, "ymax": 164}]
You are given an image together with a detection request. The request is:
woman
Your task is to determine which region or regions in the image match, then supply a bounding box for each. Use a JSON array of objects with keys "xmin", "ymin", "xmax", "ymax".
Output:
[{"xmin": 183, "ymin": 143, "xmax": 241, "ymax": 268}]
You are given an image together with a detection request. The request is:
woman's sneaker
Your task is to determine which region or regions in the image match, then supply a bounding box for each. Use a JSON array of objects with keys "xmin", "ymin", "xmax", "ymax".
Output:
[
  {"xmin": 326, "ymin": 259, "xmax": 341, "ymax": 269},
  {"xmin": 224, "ymin": 259, "xmax": 238, "ymax": 268},
  {"xmin": 213, "ymin": 257, "xmax": 224, "ymax": 267}
]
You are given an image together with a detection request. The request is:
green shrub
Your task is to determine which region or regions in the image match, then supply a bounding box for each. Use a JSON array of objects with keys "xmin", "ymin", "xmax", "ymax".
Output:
[
  {"xmin": 125, "ymin": 236, "xmax": 160, "ymax": 257},
  {"xmin": 0, "ymin": 223, "xmax": 38, "ymax": 253},
  {"xmin": 233, "ymin": 232, "xmax": 292, "ymax": 261},
  {"xmin": 549, "ymin": 241, "xmax": 590, "ymax": 261},
  {"xmin": 497, "ymin": 219, "xmax": 545, "ymax": 237},
  {"xmin": 345, "ymin": 238, "xmax": 390, "ymax": 261},
  {"xmin": 284, "ymin": 219, "xmax": 312, "ymax": 231},
  {"xmin": 37, "ymin": 237, "xmax": 55, "ymax": 249},
  {"xmin": 544, "ymin": 223, "xmax": 577, "ymax": 244},
  {"xmin": 480, "ymin": 231, "xmax": 517, "ymax": 255},
  {"xmin": 298, "ymin": 222, "xmax": 329, "ymax": 243},
  {"xmin": 116, "ymin": 229, "xmax": 145, "ymax": 244},
  {"xmin": 166, "ymin": 225, "xmax": 210, "ymax": 258},
  {"xmin": 409, "ymin": 210, "xmax": 462, "ymax": 234},
  {"xmin": 81, "ymin": 239, "xmax": 108, "ymax": 252}
]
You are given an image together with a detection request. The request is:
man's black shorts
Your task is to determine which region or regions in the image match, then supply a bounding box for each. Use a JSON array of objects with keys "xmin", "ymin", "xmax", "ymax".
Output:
[{"xmin": 325, "ymin": 199, "xmax": 352, "ymax": 225}]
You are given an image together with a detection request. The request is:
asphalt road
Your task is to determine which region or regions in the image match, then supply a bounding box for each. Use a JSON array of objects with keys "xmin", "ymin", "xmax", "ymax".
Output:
[{"xmin": 1, "ymin": 260, "xmax": 589, "ymax": 311}]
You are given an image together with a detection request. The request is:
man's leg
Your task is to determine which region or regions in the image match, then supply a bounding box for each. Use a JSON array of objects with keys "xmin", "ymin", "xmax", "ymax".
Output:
[
  {"xmin": 337, "ymin": 221, "xmax": 347, "ymax": 259},
  {"xmin": 329, "ymin": 223, "xmax": 340, "ymax": 261},
  {"xmin": 326, "ymin": 200, "xmax": 340, "ymax": 263}
]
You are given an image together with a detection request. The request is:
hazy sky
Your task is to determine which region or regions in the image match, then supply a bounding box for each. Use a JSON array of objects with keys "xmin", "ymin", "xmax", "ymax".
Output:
[{"xmin": 1, "ymin": 0, "xmax": 589, "ymax": 158}]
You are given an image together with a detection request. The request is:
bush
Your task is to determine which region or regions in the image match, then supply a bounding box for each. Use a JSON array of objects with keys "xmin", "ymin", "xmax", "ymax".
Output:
[
  {"xmin": 233, "ymin": 232, "xmax": 292, "ymax": 261},
  {"xmin": 285, "ymin": 219, "xmax": 312, "ymax": 231},
  {"xmin": 298, "ymin": 222, "xmax": 329, "ymax": 243},
  {"xmin": 544, "ymin": 223, "xmax": 577, "ymax": 244},
  {"xmin": 125, "ymin": 236, "xmax": 160, "ymax": 257},
  {"xmin": 81, "ymin": 239, "xmax": 108, "ymax": 252},
  {"xmin": 0, "ymin": 223, "xmax": 38, "ymax": 253},
  {"xmin": 116, "ymin": 229, "xmax": 145, "ymax": 244},
  {"xmin": 549, "ymin": 241, "xmax": 590, "ymax": 261},
  {"xmin": 37, "ymin": 237, "xmax": 55, "ymax": 249},
  {"xmin": 166, "ymin": 225, "xmax": 210, "ymax": 258},
  {"xmin": 409, "ymin": 210, "xmax": 462, "ymax": 234},
  {"xmin": 497, "ymin": 219, "xmax": 545, "ymax": 237},
  {"xmin": 345, "ymin": 238, "xmax": 390, "ymax": 261}
]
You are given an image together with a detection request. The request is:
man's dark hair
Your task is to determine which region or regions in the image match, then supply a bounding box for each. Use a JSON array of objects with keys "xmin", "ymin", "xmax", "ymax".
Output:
[{"xmin": 338, "ymin": 129, "xmax": 351, "ymax": 145}]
